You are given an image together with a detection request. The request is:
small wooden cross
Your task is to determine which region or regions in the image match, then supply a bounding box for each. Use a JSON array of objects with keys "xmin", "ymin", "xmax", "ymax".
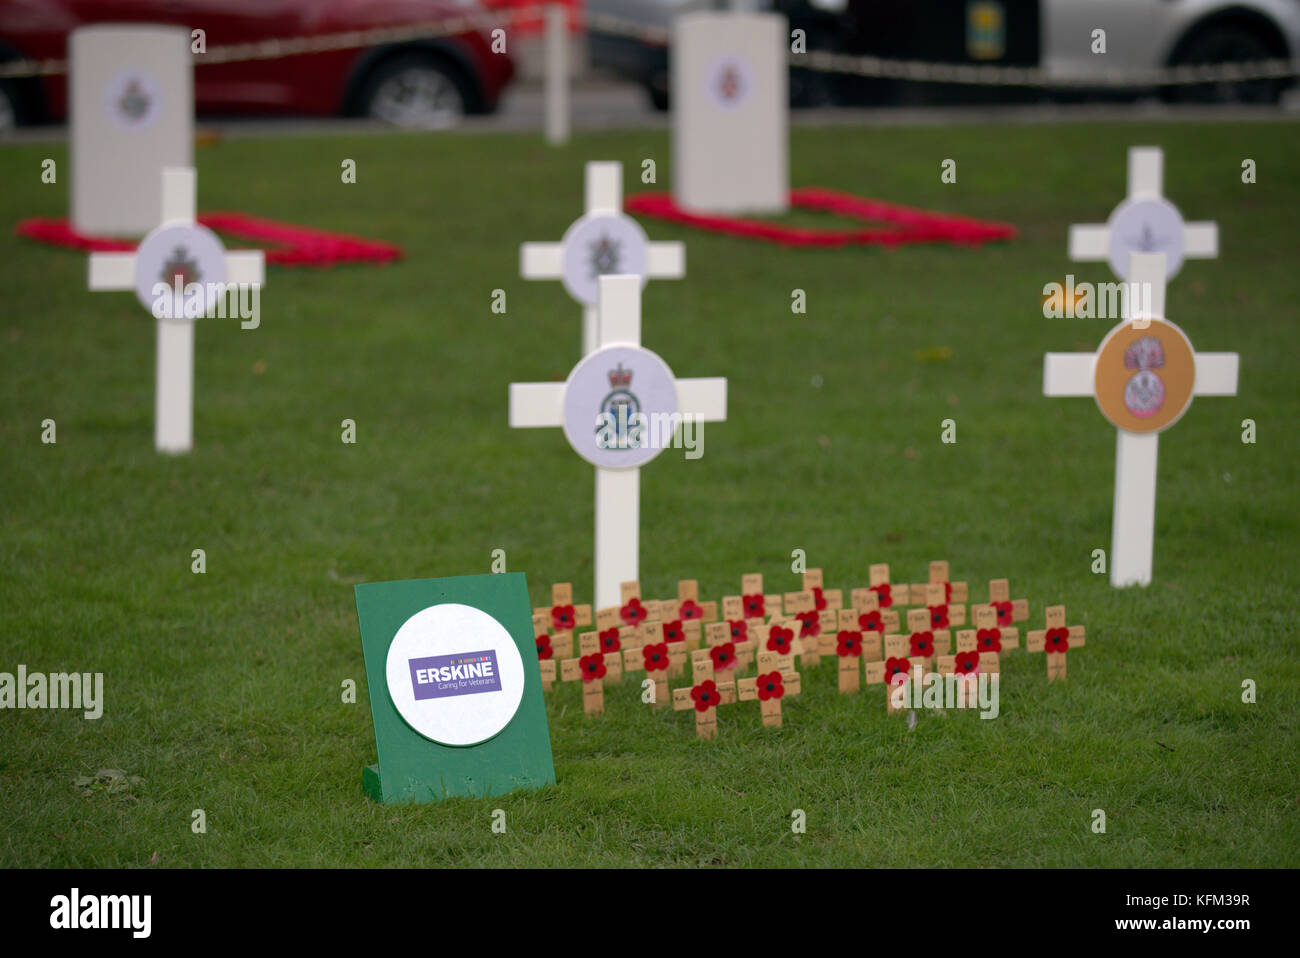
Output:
[
  {"xmin": 802, "ymin": 568, "xmax": 843, "ymax": 613},
  {"xmin": 737, "ymin": 651, "xmax": 802, "ymax": 728},
  {"xmin": 535, "ymin": 582, "xmax": 592, "ymax": 634},
  {"xmin": 761, "ymin": 619, "xmax": 798, "ymax": 673},
  {"xmin": 1026, "ymin": 605, "xmax": 1087, "ymax": 681},
  {"xmin": 559, "ymin": 647, "xmax": 618, "ymax": 714},
  {"xmin": 919, "ymin": 580, "xmax": 967, "ymax": 630},
  {"xmin": 630, "ymin": 629, "xmax": 673, "ymax": 707},
  {"xmin": 911, "ymin": 560, "xmax": 969, "ymax": 607},
  {"xmin": 961, "ymin": 603, "xmax": 1020, "ymax": 673},
  {"xmin": 833, "ymin": 609, "xmax": 865, "ymax": 694},
  {"xmin": 691, "ymin": 646, "xmax": 741, "ymax": 704},
  {"xmin": 866, "ymin": 563, "xmax": 908, "ymax": 609},
  {"xmin": 934, "ymin": 645, "xmax": 983, "ymax": 708},
  {"xmin": 532, "ymin": 612, "xmax": 575, "ymax": 692},
  {"xmin": 866, "ymin": 632, "xmax": 918, "ymax": 715},
  {"xmin": 672, "ymin": 655, "xmax": 729, "ymax": 738},
  {"xmin": 705, "ymin": 621, "xmax": 756, "ymax": 668},
  {"xmin": 902, "ymin": 607, "xmax": 951, "ymax": 663},
  {"xmin": 850, "ymin": 588, "xmax": 901, "ymax": 637},
  {"xmin": 723, "ymin": 572, "xmax": 782, "ymax": 628},
  {"xmin": 672, "ymin": 579, "xmax": 718, "ymax": 624},
  {"xmin": 974, "ymin": 578, "xmax": 1028, "ymax": 630}
]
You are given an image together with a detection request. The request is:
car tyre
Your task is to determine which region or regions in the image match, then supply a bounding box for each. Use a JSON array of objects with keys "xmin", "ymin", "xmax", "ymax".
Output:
[
  {"xmin": 1167, "ymin": 24, "xmax": 1284, "ymax": 105},
  {"xmin": 356, "ymin": 52, "xmax": 472, "ymax": 129}
]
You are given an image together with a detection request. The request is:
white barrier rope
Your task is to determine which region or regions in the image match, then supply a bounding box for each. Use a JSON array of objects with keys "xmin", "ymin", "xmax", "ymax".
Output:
[{"xmin": 1, "ymin": 6, "xmax": 1296, "ymax": 87}]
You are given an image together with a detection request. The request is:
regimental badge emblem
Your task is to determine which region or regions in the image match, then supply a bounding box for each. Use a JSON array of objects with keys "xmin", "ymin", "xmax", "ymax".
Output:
[
  {"xmin": 597, "ymin": 363, "xmax": 640, "ymax": 449},
  {"xmin": 718, "ymin": 64, "xmax": 743, "ymax": 103},
  {"xmin": 117, "ymin": 77, "xmax": 151, "ymax": 123},
  {"xmin": 161, "ymin": 246, "xmax": 200, "ymax": 288},
  {"xmin": 1129, "ymin": 222, "xmax": 1165, "ymax": 253},
  {"xmin": 588, "ymin": 234, "xmax": 621, "ymax": 279},
  {"xmin": 1122, "ymin": 336, "xmax": 1166, "ymax": 418}
]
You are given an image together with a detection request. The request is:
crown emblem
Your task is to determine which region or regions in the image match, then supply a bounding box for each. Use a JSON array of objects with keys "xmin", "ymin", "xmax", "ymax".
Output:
[
  {"xmin": 161, "ymin": 246, "xmax": 200, "ymax": 288},
  {"xmin": 118, "ymin": 78, "xmax": 150, "ymax": 120},
  {"xmin": 608, "ymin": 363, "xmax": 632, "ymax": 388}
]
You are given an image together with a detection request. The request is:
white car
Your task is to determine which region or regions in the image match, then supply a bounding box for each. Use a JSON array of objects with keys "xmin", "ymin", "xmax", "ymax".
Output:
[{"xmin": 1043, "ymin": 0, "xmax": 1300, "ymax": 102}]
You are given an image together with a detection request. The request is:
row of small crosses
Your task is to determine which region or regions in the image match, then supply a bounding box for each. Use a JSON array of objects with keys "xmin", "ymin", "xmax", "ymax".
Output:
[{"xmin": 533, "ymin": 562, "xmax": 1087, "ymax": 737}]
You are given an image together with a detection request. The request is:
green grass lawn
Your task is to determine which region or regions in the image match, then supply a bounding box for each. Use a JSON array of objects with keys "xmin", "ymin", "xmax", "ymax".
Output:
[{"xmin": 1, "ymin": 120, "xmax": 1297, "ymax": 868}]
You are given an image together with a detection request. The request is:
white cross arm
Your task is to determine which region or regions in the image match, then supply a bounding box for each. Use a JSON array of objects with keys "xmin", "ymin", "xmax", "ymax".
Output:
[
  {"xmin": 1194, "ymin": 354, "xmax": 1239, "ymax": 396},
  {"xmin": 88, "ymin": 252, "xmax": 136, "ymax": 290},
  {"xmin": 647, "ymin": 241, "xmax": 685, "ymax": 278},
  {"xmin": 225, "ymin": 251, "xmax": 265, "ymax": 286},
  {"xmin": 1043, "ymin": 353, "xmax": 1094, "ymax": 396},
  {"xmin": 676, "ymin": 378, "xmax": 727, "ymax": 421},
  {"xmin": 509, "ymin": 381, "xmax": 565, "ymax": 428},
  {"xmin": 585, "ymin": 162, "xmax": 622, "ymax": 216},
  {"xmin": 1068, "ymin": 224, "xmax": 1110, "ymax": 260},
  {"xmin": 520, "ymin": 242, "xmax": 565, "ymax": 279},
  {"xmin": 162, "ymin": 167, "xmax": 196, "ymax": 225},
  {"xmin": 1128, "ymin": 147, "xmax": 1163, "ymax": 199},
  {"xmin": 1185, "ymin": 222, "xmax": 1218, "ymax": 258}
]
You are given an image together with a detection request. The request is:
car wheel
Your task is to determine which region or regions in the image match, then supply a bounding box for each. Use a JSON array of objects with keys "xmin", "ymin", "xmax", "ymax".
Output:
[
  {"xmin": 1167, "ymin": 24, "xmax": 1283, "ymax": 105},
  {"xmin": 358, "ymin": 53, "xmax": 470, "ymax": 129}
]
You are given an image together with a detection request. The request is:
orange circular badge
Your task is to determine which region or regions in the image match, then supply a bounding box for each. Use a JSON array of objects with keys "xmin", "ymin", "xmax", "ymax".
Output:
[{"xmin": 1093, "ymin": 318, "xmax": 1196, "ymax": 434}]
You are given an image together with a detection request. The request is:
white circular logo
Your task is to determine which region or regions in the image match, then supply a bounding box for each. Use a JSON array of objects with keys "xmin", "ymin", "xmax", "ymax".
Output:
[
  {"xmin": 1107, "ymin": 197, "xmax": 1187, "ymax": 280},
  {"xmin": 562, "ymin": 344, "xmax": 679, "ymax": 469},
  {"xmin": 104, "ymin": 70, "xmax": 162, "ymax": 131},
  {"xmin": 706, "ymin": 55, "xmax": 753, "ymax": 110},
  {"xmin": 385, "ymin": 603, "xmax": 525, "ymax": 747},
  {"xmin": 560, "ymin": 212, "xmax": 649, "ymax": 307},
  {"xmin": 133, "ymin": 223, "xmax": 228, "ymax": 319}
]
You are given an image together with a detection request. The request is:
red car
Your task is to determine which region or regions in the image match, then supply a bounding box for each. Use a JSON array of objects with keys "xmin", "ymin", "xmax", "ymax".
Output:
[{"xmin": 0, "ymin": 0, "xmax": 515, "ymax": 130}]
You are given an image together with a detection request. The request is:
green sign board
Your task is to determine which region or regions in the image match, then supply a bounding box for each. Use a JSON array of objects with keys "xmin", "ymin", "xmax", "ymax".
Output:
[{"xmin": 354, "ymin": 573, "xmax": 556, "ymax": 803}]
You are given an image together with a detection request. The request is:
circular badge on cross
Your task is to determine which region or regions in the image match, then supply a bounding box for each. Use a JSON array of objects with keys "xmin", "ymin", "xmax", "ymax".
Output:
[
  {"xmin": 559, "ymin": 213, "xmax": 649, "ymax": 307},
  {"xmin": 132, "ymin": 223, "xmax": 228, "ymax": 318},
  {"xmin": 1093, "ymin": 317, "xmax": 1197, "ymax": 434},
  {"xmin": 561, "ymin": 344, "xmax": 680, "ymax": 469},
  {"xmin": 385, "ymin": 602, "xmax": 526, "ymax": 747},
  {"xmin": 706, "ymin": 54, "xmax": 753, "ymax": 110},
  {"xmin": 1106, "ymin": 196, "xmax": 1187, "ymax": 280},
  {"xmin": 104, "ymin": 69, "xmax": 163, "ymax": 131}
]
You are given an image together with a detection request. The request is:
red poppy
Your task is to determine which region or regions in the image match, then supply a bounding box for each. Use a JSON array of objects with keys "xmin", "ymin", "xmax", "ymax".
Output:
[
  {"xmin": 620, "ymin": 597, "xmax": 647, "ymax": 626},
  {"xmin": 679, "ymin": 599, "xmax": 704, "ymax": 621},
  {"xmin": 909, "ymin": 631, "xmax": 935, "ymax": 657},
  {"xmin": 941, "ymin": 582, "xmax": 953, "ymax": 603},
  {"xmin": 643, "ymin": 642, "xmax": 669, "ymax": 672},
  {"xmin": 663, "ymin": 619, "xmax": 685, "ymax": 643},
  {"xmin": 578, "ymin": 653, "xmax": 606, "ymax": 683},
  {"xmin": 766, "ymin": 625, "xmax": 794, "ymax": 655},
  {"xmin": 1045, "ymin": 626, "xmax": 1070, "ymax": 653},
  {"xmin": 812, "ymin": 587, "xmax": 826, "ymax": 611},
  {"xmin": 859, "ymin": 610, "xmax": 884, "ymax": 633},
  {"xmin": 728, "ymin": 619, "xmax": 748, "ymax": 641},
  {"xmin": 884, "ymin": 656, "xmax": 911, "ymax": 684},
  {"xmin": 993, "ymin": 600, "xmax": 1014, "ymax": 626},
  {"xmin": 599, "ymin": 627, "xmax": 621, "ymax": 653},
  {"xmin": 535, "ymin": 634, "xmax": 553, "ymax": 660},
  {"xmin": 551, "ymin": 604, "xmax": 576, "ymax": 631},
  {"xmin": 710, "ymin": 642, "xmax": 737, "ymax": 671},
  {"xmin": 796, "ymin": 611, "xmax": 819, "ymax": 637},
  {"xmin": 742, "ymin": 593, "xmax": 765, "ymax": 618},
  {"xmin": 976, "ymin": 628, "xmax": 1002, "ymax": 653},
  {"xmin": 756, "ymin": 671, "xmax": 784, "ymax": 701},
  {"xmin": 928, "ymin": 604, "xmax": 950, "ymax": 629},
  {"xmin": 837, "ymin": 630, "xmax": 862, "ymax": 657},
  {"xmin": 870, "ymin": 583, "xmax": 893, "ymax": 608},
  {"xmin": 954, "ymin": 651, "xmax": 980, "ymax": 674},
  {"xmin": 691, "ymin": 679, "xmax": 719, "ymax": 712}
]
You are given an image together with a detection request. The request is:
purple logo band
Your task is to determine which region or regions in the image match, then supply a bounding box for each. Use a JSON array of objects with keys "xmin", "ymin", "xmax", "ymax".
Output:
[{"xmin": 409, "ymin": 650, "xmax": 502, "ymax": 700}]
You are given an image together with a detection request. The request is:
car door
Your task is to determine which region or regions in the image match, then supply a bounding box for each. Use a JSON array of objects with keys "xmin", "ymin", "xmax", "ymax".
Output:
[{"xmin": 1042, "ymin": 0, "xmax": 1164, "ymax": 79}]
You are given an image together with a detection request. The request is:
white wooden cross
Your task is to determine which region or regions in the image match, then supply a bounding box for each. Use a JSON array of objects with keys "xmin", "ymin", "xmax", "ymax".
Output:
[
  {"xmin": 1068, "ymin": 146, "xmax": 1218, "ymax": 281},
  {"xmin": 509, "ymin": 274, "xmax": 727, "ymax": 610},
  {"xmin": 1044, "ymin": 252, "xmax": 1239, "ymax": 588},
  {"xmin": 520, "ymin": 161, "xmax": 684, "ymax": 356},
  {"xmin": 87, "ymin": 167, "xmax": 264, "ymax": 454}
]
